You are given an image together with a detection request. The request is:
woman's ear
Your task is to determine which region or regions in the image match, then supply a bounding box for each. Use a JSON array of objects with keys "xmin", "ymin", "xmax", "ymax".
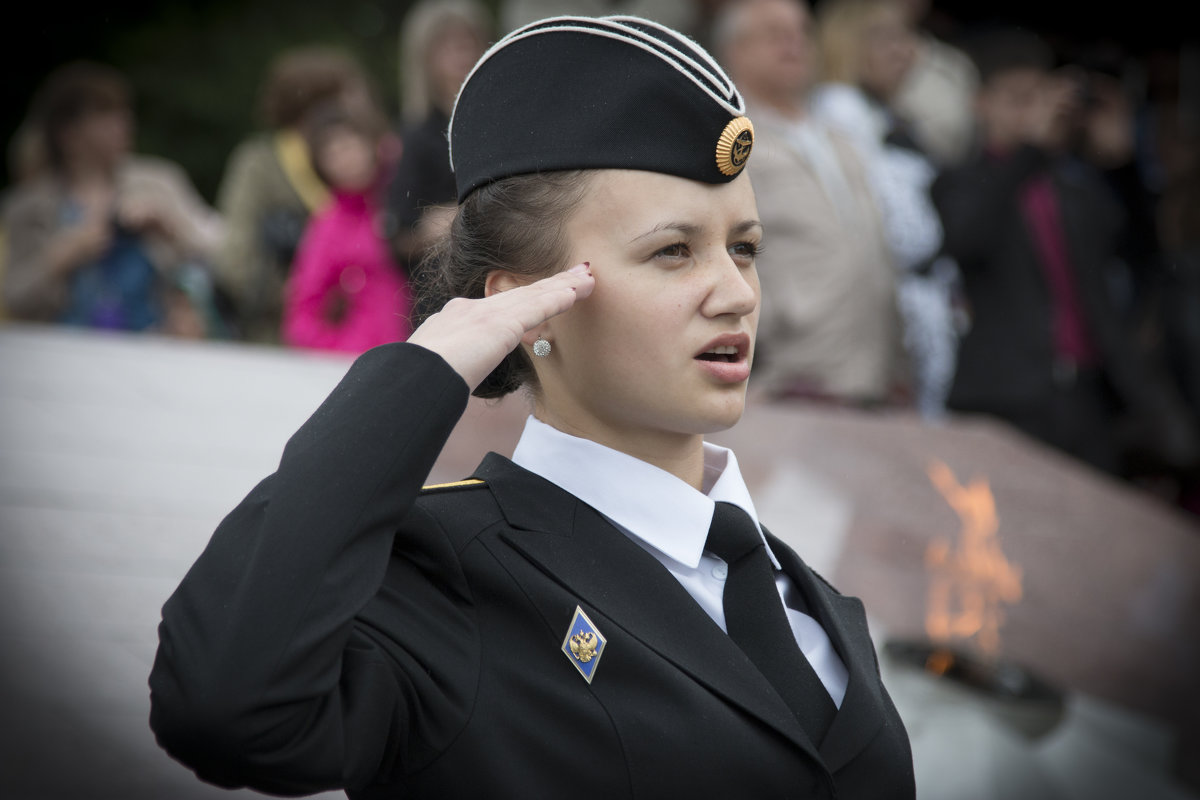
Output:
[
  {"xmin": 484, "ymin": 269, "xmax": 527, "ymax": 298},
  {"xmin": 483, "ymin": 270, "xmax": 550, "ymax": 346}
]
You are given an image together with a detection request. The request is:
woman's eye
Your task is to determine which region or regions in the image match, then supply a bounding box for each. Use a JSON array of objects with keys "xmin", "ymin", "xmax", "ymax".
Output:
[
  {"xmin": 656, "ymin": 242, "xmax": 690, "ymax": 259},
  {"xmin": 730, "ymin": 241, "xmax": 762, "ymax": 260}
]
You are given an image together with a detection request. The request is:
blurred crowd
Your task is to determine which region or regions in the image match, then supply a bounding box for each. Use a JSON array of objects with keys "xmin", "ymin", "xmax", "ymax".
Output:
[{"xmin": 2, "ymin": 0, "xmax": 1199, "ymax": 512}]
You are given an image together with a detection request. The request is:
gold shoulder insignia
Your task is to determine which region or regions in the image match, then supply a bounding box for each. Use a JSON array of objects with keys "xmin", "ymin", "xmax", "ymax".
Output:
[{"xmin": 420, "ymin": 478, "xmax": 486, "ymax": 493}]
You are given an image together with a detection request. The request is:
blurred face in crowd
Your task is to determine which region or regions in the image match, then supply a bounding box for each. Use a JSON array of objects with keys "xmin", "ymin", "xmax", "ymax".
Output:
[
  {"xmin": 976, "ymin": 67, "xmax": 1045, "ymax": 152},
  {"xmin": 857, "ymin": 3, "xmax": 916, "ymax": 100},
  {"xmin": 428, "ymin": 20, "xmax": 486, "ymax": 112},
  {"xmin": 337, "ymin": 78, "xmax": 376, "ymax": 126},
  {"xmin": 723, "ymin": 0, "xmax": 819, "ymax": 106},
  {"xmin": 317, "ymin": 125, "xmax": 377, "ymax": 192},
  {"xmin": 60, "ymin": 105, "xmax": 132, "ymax": 168},
  {"xmin": 528, "ymin": 169, "xmax": 762, "ymax": 455},
  {"xmin": 976, "ymin": 66, "xmax": 1084, "ymax": 153}
]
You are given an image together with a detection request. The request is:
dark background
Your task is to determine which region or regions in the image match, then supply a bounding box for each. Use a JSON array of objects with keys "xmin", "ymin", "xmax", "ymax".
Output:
[{"xmin": 0, "ymin": 0, "xmax": 1193, "ymax": 201}]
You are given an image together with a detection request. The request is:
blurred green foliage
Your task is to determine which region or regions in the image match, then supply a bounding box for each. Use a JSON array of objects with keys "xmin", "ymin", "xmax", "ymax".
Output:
[{"xmin": 2, "ymin": 0, "xmax": 501, "ymax": 204}]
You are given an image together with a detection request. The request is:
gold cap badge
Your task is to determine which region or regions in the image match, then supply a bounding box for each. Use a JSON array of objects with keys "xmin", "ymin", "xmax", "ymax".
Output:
[{"xmin": 715, "ymin": 116, "xmax": 754, "ymax": 176}]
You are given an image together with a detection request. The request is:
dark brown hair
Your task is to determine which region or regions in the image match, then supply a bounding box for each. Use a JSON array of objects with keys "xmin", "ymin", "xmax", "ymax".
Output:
[
  {"xmin": 414, "ymin": 170, "xmax": 593, "ymax": 398},
  {"xmin": 32, "ymin": 60, "xmax": 131, "ymax": 168},
  {"xmin": 258, "ymin": 46, "xmax": 367, "ymax": 129}
]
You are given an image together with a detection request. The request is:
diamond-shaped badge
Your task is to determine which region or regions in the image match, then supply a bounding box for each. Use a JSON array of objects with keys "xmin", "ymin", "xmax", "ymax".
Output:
[{"xmin": 561, "ymin": 605, "xmax": 607, "ymax": 683}]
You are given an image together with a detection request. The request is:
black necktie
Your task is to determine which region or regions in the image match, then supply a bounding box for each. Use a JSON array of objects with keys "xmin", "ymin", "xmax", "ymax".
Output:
[{"xmin": 707, "ymin": 501, "xmax": 837, "ymax": 745}]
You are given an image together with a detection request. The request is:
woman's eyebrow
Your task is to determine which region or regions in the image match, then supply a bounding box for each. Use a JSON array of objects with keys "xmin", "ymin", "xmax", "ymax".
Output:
[
  {"xmin": 628, "ymin": 222, "xmax": 700, "ymax": 244},
  {"xmin": 731, "ymin": 220, "xmax": 764, "ymax": 235}
]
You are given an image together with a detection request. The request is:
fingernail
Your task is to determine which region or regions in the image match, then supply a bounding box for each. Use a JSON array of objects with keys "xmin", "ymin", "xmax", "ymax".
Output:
[{"xmin": 568, "ymin": 262, "xmax": 590, "ymax": 274}]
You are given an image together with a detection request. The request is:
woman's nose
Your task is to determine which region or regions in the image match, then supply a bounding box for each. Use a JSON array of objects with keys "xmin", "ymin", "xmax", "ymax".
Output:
[{"xmin": 703, "ymin": 254, "xmax": 759, "ymax": 318}]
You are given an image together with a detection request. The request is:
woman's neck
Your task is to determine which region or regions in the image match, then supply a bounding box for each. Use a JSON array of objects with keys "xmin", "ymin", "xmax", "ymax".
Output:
[{"xmin": 532, "ymin": 404, "xmax": 707, "ymax": 490}]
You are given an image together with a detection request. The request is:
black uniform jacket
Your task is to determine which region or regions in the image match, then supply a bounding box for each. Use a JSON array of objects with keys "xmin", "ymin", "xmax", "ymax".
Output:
[{"xmin": 149, "ymin": 343, "xmax": 914, "ymax": 799}]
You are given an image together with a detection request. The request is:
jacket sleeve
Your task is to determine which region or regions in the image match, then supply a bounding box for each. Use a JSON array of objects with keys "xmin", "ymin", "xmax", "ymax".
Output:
[{"xmin": 148, "ymin": 342, "xmax": 473, "ymax": 794}]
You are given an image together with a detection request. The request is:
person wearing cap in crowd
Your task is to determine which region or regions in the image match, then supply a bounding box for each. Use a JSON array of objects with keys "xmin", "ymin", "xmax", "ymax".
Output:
[{"xmin": 148, "ymin": 15, "xmax": 914, "ymax": 798}]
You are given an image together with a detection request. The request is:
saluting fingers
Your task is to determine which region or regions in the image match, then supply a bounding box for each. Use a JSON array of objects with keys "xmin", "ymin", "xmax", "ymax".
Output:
[{"xmin": 407, "ymin": 263, "xmax": 594, "ymax": 391}]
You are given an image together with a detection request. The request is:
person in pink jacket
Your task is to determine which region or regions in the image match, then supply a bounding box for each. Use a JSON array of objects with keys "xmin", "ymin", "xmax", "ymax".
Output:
[{"xmin": 282, "ymin": 101, "xmax": 412, "ymax": 353}]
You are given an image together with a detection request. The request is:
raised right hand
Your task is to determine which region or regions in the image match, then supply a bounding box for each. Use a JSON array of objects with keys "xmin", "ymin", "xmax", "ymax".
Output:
[{"xmin": 407, "ymin": 263, "xmax": 594, "ymax": 391}]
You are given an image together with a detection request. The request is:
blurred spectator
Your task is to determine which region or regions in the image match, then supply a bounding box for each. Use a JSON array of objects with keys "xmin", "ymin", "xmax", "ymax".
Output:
[
  {"xmin": 6, "ymin": 118, "xmax": 49, "ymax": 186},
  {"xmin": 933, "ymin": 27, "xmax": 1198, "ymax": 478},
  {"xmin": 282, "ymin": 102, "xmax": 412, "ymax": 354},
  {"xmin": 715, "ymin": 0, "xmax": 903, "ymax": 406},
  {"xmin": 1150, "ymin": 52, "xmax": 1200, "ymax": 510},
  {"xmin": 2, "ymin": 61, "xmax": 224, "ymax": 338},
  {"xmin": 383, "ymin": 0, "xmax": 490, "ymax": 277},
  {"xmin": 811, "ymin": 0, "xmax": 962, "ymax": 419},
  {"xmin": 1060, "ymin": 42, "xmax": 1165, "ymax": 328},
  {"xmin": 500, "ymin": 0, "xmax": 701, "ymax": 38},
  {"xmin": 213, "ymin": 46, "xmax": 376, "ymax": 343},
  {"xmin": 888, "ymin": 0, "xmax": 979, "ymax": 169},
  {"xmin": 0, "ymin": 118, "xmax": 50, "ymax": 321}
]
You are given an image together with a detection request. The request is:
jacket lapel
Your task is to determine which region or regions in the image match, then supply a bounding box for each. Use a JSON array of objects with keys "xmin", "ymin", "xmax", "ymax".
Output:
[
  {"xmin": 765, "ymin": 529, "xmax": 886, "ymax": 773},
  {"xmin": 474, "ymin": 454, "xmax": 818, "ymax": 760}
]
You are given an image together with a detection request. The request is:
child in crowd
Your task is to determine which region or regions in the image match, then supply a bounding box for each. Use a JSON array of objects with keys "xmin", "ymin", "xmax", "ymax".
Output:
[{"xmin": 281, "ymin": 102, "xmax": 412, "ymax": 353}]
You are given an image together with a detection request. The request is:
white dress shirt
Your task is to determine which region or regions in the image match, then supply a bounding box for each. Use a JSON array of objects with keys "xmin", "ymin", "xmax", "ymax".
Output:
[{"xmin": 511, "ymin": 416, "xmax": 849, "ymax": 707}]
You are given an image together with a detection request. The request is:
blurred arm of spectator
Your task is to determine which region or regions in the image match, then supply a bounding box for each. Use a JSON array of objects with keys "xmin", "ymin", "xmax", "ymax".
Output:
[
  {"xmin": 3, "ymin": 182, "xmax": 112, "ymax": 320},
  {"xmin": 118, "ymin": 158, "xmax": 225, "ymax": 263}
]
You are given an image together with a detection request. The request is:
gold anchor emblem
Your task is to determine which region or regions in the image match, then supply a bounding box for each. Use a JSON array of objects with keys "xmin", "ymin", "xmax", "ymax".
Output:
[
  {"xmin": 569, "ymin": 630, "xmax": 598, "ymax": 663},
  {"xmin": 715, "ymin": 116, "xmax": 755, "ymax": 176}
]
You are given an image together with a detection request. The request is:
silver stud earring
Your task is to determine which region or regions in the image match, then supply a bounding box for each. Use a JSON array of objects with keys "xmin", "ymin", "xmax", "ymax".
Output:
[{"xmin": 533, "ymin": 337, "xmax": 552, "ymax": 358}]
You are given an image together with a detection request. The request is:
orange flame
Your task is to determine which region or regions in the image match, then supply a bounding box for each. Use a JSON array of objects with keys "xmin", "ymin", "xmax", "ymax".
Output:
[{"xmin": 924, "ymin": 460, "xmax": 1022, "ymax": 658}]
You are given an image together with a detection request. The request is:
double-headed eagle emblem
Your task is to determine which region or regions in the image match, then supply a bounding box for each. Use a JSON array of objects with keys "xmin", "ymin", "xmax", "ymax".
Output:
[
  {"xmin": 562, "ymin": 606, "xmax": 607, "ymax": 683},
  {"xmin": 569, "ymin": 631, "xmax": 599, "ymax": 663}
]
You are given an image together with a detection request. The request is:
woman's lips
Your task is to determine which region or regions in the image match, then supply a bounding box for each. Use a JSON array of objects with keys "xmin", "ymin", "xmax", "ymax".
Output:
[
  {"xmin": 694, "ymin": 334, "xmax": 751, "ymax": 383},
  {"xmin": 695, "ymin": 357, "xmax": 751, "ymax": 383}
]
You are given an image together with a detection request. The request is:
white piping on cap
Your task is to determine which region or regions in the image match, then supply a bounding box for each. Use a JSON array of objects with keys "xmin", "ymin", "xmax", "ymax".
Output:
[{"xmin": 448, "ymin": 15, "xmax": 747, "ymax": 171}]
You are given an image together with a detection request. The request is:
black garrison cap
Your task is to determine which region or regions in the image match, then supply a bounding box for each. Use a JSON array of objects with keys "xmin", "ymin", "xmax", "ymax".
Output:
[{"xmin": 448, "ymin": 15, "xmax": 755, "ymax": 202}]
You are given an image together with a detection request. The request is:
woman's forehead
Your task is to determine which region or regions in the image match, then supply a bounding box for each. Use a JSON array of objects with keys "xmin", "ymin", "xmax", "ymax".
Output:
[{"xmin": 578, "ymin": 170, "xmax": 759, "ymax": 233}]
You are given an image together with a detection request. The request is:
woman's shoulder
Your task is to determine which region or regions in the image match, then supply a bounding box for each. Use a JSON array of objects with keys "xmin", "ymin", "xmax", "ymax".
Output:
[{"xmin": 412, "ymin": 477, "xmax": 506, "ymax": 554}]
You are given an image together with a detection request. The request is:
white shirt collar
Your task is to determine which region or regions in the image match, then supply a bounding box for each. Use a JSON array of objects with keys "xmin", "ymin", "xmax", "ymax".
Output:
[{"xmin": 510, "ymin": 416, "xmax": 778, "ymax": 570}]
